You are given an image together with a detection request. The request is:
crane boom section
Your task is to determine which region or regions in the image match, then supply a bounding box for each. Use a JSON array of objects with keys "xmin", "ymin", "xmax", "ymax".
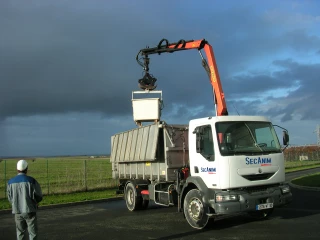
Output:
[{"xmin": 137, "ymin": 39, "xmax": 228, "ymax": 116}]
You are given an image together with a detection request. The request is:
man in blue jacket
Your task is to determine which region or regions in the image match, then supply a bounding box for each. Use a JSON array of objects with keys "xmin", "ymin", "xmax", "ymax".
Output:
[{"xmin": 7, "ymin": 159, "xmax": 43, "ymax": 240}]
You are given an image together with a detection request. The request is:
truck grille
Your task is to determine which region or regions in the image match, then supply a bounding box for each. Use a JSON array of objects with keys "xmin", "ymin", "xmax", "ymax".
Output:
[
  {"xmin": 242, "ymin": 173, "xmax": 274, "ymax": 181},
  {"xmin": 240, "ymin": 184, "xmax": 279, "ymax": 194}
]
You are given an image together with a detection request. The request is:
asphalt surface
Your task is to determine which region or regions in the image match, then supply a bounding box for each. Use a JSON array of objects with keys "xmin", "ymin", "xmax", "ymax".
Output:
[{"xmin": 0, "ymin": 168, "xmax": 319, "ymax": 240}]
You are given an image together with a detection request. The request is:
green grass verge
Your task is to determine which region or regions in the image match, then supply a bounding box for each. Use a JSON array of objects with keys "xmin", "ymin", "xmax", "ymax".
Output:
[
  {"xmin": 0, "ymin": 157, "xmax": 117, "ymax": 199},
  {"xmin": 285, "ymin": 164, "xmax": 320, "ymax": 173},
  {"xmin": 0, "ymin": 188, "xmax": 121, "ymax": 211},
  {"xmin": 285, "ymin": 161, "xmax": 320, "ymax": 173},
  {"xmin": 291, "ymin": 172, "xmax": 320, "ymax": 187}
]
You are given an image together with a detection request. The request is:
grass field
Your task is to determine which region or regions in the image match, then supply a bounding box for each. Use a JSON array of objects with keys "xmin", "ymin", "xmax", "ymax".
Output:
[
  {"xmin": 0, "ymin": 156, "xmax": 117, "ymax": 199},
  {"xmin": 291, "ymin": 172, "xmax": 320, "ymax": 187},
  {"xmin": 0, "ymin": 157, "xmax": 319, "ymax": 210},
  {"xmin": 284, "ymin": 160, "xmax": 320, "ymax": 172}
]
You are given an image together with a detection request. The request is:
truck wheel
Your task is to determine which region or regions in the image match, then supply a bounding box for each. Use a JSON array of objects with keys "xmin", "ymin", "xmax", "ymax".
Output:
[
  {"xmin": 183, "ymin": 189, "xmax": 210, "ymax": 229},
  {"xmin": 125, "ymin": 182, "xmax": 142, "ymax": 211},
  {"xmin": 248, "ymin": 209, "xmax": 273, "ymax": 220}
]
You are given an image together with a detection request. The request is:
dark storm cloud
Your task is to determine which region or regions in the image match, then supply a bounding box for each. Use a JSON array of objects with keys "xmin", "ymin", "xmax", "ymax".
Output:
[
  {"xmin": 129, "ymin": 6, "xmax": 320, "ymax": 120},
  {"xmin": 225, "ymin": 59, "xmax": 320, "ymax": 122},
  {"xmin": 0, "ymin": 0, "xmax": 319, "ymax": 123},
  {"xmin": 0, "ymin": 1, "xmax": 181, "ymax": 119},
  {"xmin": 283, "ymin": 29, "xmax": 320, "ymax": 51},
  {"xmin": 268, "ymin": 60, "xmax": 320, "ymax": 121},
  {"xmin": 0, "ymin": 122, "xmax": 9, "ymax": 155},
  {"xmin": 225, "ymin": 74, "xmax": 291, "ymax": 98}
]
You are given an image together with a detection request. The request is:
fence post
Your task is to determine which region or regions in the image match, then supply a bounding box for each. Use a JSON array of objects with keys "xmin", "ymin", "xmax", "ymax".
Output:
[
  {"xmin": 4, "ymin": 160, "xmax": 7, "ymax": 198},
  {"xmin": 47, "ymin": 159, "xmax": 49, "ymax": 195},
  {"xmin": 84, "ymin": 160, "xmax": 87, "ymax": 191}
]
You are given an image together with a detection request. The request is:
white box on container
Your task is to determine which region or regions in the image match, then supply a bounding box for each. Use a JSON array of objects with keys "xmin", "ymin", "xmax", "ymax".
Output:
[{"xmin": 132, "ymin": 91, "xmax": 162, "ymax": 123}]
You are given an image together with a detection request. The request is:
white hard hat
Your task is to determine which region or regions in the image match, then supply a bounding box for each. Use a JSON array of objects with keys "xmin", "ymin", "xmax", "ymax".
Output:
[{"xmin": 17, "ymin": 160, "xmax": 28, "ymax": 171}]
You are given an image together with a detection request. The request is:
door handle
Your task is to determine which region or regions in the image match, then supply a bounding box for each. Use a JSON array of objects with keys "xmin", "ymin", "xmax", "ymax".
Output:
[{"xmin": 194, "ymin": 166, "xmax": 199, "ymax": 173}]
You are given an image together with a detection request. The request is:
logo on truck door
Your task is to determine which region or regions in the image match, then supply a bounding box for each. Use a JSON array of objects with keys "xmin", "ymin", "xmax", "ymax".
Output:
[
  {"xmin": 201, "ymin": 167, "xmax": 216, "ymax": 174},
  {"xmin": 245, "ymin": 157, "xmax": 271, "ymax": 166}
]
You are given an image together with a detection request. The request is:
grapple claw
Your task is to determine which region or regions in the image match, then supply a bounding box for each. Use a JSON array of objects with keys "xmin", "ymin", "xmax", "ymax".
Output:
[{"xmin": 138, "ymin": 72, "xmax": 157, "ymax": 90}]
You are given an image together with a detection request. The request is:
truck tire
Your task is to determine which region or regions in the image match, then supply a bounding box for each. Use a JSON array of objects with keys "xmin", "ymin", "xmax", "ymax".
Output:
[
  {"xmin": 183, "ymin": 189, "xmax": 210, "ymax": 229},
  {"xmin": 125, "ymin": 182, "xmax": 142, "ymax": 211}
]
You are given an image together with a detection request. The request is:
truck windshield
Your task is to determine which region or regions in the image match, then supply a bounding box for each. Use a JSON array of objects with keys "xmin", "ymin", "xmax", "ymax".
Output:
[{"xmin": 216, "ymin": 121, "xmax": 282, "ymax": 156}]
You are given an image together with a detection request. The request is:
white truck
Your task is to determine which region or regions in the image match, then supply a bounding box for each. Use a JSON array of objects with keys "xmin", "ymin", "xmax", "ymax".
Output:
[{"xmin": 110, "ymin": 38, "xmax": 292, "ymax": 229}]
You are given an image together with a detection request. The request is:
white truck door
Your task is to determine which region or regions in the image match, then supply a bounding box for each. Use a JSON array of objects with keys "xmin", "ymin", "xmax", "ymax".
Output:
[{"xmin": 189, "ymin": 124, "xmax": 219, "ymax": 188}]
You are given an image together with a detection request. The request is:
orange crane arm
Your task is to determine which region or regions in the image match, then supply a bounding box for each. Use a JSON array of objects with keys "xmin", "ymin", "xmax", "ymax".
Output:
[{"xmin": 136, "ymin": 39, "xmax": 228, "ymax": 116}]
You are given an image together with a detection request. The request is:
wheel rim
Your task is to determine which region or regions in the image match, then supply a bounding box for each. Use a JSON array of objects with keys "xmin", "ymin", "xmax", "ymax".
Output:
[
  {"xmin": 188, "ymin": 197, "xmax": 204, "ymax": 220},
  {"xmin": 127, "ymin": 188, "xmax": 134, "ymax": 205}
]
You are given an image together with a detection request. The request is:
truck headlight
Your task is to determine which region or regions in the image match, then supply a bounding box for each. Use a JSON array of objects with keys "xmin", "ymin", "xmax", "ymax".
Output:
[
  {"xmin": 215, "ymin": 193, "xmax": 239, "ymax": 202},
  {"xmin": 280, "ymin": 185, "xmax": 291, "ymax": 194}
]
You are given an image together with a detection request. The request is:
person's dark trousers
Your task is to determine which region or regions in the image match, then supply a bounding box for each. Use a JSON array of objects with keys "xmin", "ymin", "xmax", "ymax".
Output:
[{"xmin": 15, "ymin": 212, "xmax": 38, "ymax": 240}]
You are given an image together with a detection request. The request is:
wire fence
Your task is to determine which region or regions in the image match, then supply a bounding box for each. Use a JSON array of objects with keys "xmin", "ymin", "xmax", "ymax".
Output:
[
  {"xmin": 0, "ymin": 157, "xmax": 117, "ymax": 199},
  {"xmin": 284, "ymin": 145, "xmax": 320, "ymax": 161},
  {"xmin": 1, "ymin": 147, "xmax": 320, "ymax": 199}
]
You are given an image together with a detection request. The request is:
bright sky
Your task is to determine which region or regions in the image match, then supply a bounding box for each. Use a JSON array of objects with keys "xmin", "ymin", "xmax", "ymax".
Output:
[{"xmin": 0, "ymin": 0, "xmax": 320, "ymax": 157}]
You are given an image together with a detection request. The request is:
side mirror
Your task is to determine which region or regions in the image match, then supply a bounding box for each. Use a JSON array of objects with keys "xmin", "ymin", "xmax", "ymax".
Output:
[
  {"xmin": 194, "ymin": 127, "xmax": 204, "ymax": 153},
  {"xmin": 193, "ymin": 127, "xmax": 204, "ymax": 135},
  {"xmin": 273, "ymin": 125, "xmax": 289, "ymax": 151},
  {"xmin": 226, "ymin": 133, "xmax": 232, "ymax": 143},
  {"xmin": 196, "ymin": 135, "xmax": 203, "ymax": 153},
  {"xmin": 283, "ymin": 131, "xmax": 289, "ymax": 145}
]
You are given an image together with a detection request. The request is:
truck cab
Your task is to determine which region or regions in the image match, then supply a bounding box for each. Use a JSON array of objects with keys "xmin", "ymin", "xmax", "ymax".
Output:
[
  {"xmin": 189, "ymin": 116, "xmax": 285, "ymax": 190},
  {"xmin": 181, "ymin": 116, "xmax": 292, "ymax": 228}
]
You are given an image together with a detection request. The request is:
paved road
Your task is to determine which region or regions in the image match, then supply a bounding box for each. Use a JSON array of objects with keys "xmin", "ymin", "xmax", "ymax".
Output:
[{"xmin": 1, "ymin": 168, "xmax": 319, "ymax": 240}]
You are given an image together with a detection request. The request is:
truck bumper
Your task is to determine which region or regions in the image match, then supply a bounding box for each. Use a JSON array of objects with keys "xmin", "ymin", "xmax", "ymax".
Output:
[{"xmin": 209, "ymin": 185, "xmax": 293, "ymax": 215}]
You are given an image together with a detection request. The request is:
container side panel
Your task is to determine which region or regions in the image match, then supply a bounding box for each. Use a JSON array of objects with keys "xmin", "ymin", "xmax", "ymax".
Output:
[
  {"xmin": 129, "ymin": 130, "xmax": 138, "ymax": 160},
  {"xmin": 116, "ymin": 134, "xmax": 124, "ymax": 162},
  {"xmin": 119, "ymin": 162, "xmax": 166, "ymax": 181},
  {"xmin": 112, "ymin": 123, "xmax": 160, "ymax": 163},
  {"xmin": 120, "ymin": 132, "xmax": 128, "ymax": 162},
  {"xmin": 167, "ymin": 151, "xmax": 190, "ymax": 168},
  {"xmin": 163, "ymin": 125, "xmax": 189, "ymax": 181},
  {"xmin": 134, "ymin": 128, "xmax": 144, "ymax": 160},
  {"xmin": 110, "ymin": 135, "xmax": 117, "ymax": 162},
  {"xmin": 111, "ymin": 136, "xmax": 118, "ymax": 179},
  {"xmin": 144, "ymin": 162, "xmax": 151, "ymax": 179},
  {"xmin": 146, "ymin": 124, "xmax": 160, "ymax": 161},
  {"xmin": 139, "ymin": 126, "xmax": 150, "ymax": 161},
  {"xmin": 113, "ymin": 135, "xmax": 120, "ymax": 162},
  {"xmin": 124, "ymin": 131, "xmax": 133, "ymax": 161}
]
